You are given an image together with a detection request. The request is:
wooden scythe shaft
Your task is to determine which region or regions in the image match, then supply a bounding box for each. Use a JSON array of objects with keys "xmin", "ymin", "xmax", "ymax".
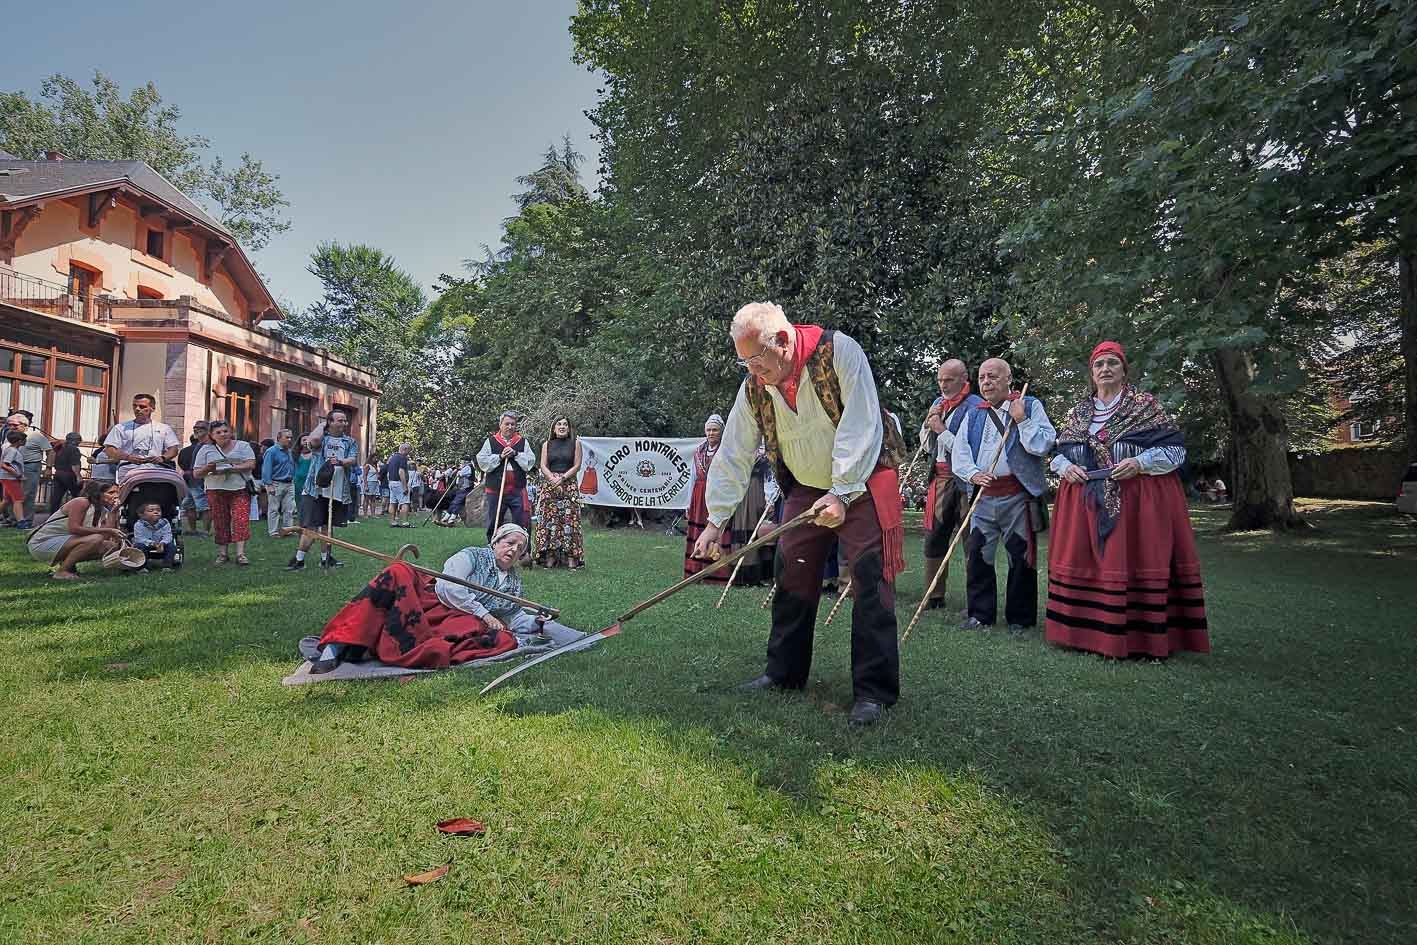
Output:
[
  {"xmin": 901, "ymin": 383, "xmax": 1029, "ymax": 645},
  {"xmin": 477, "ymin": 508, "xmax": 823, "ymax": 696},
  {"xmin": 715, "ymin": 505, "xmax": 774, "ymax": 609},
  {"xmin": 281, "ymin": 527, "xmax": 559, "ymax": 617},
  {"xmin": 631, "ymin": 506, "xmax": 818, "ymax": 623}
]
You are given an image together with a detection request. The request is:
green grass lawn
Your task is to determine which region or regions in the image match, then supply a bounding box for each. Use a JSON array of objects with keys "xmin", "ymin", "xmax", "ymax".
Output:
[{"xmin": 1, "ymin": 501, "xmax": 1414, "ymax": 944}]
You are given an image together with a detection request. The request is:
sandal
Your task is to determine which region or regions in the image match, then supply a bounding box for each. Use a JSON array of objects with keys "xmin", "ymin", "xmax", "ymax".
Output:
[
  {"xmin": 215, "ymin": 553, "xmax": 229, "ymax": 564},
  {"xmin": 236, "ymin": 554, "xmax": 250, "ymax": 566}
]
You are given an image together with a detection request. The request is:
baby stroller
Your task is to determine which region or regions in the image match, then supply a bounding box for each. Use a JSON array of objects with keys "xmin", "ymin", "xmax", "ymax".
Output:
[{"xmin": 115, "ymin": 465, "xmax": 188, "ymax": 569}]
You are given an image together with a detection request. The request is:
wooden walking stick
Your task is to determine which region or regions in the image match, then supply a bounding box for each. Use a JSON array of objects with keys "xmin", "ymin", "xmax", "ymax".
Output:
[
  {"xmin": 479, "ymin": 507, "xmax": 822, "ymax": 695},
  {"xmin": 898, "ymin": 440, "xmax": 929, "ymax": 496},
  {"xmin": 490, "ymin": 457, "xmax": 511, "ymax": 539},
  {"xmin": 824, "ymin": 576, "xmax": 852, "ymax": 625},
  {"xmin": 420, "ymin": 476, "xmax": 454, "ymax": 526},
  {"xmin": 279, "ymin": 527, "xmax": 560, "ymax": 616},
  {"xmin": 901, "ymin": 384, "xmax": 1028, "ymax": 646},
  {"xmin": 715, "ymin": 505, "xmax": 774, "ymax": 608}
]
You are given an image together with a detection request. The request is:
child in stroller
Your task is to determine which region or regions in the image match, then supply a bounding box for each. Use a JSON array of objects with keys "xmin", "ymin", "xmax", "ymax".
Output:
[{"xmin": 116, "ymin": 466, "xmax": 187, "ymax": 570}]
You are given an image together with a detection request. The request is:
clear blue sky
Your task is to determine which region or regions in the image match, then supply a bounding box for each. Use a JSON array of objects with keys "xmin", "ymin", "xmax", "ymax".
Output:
[{"xmin": 5, "ymin": 0, "xmax": 602, "ymax": 310}]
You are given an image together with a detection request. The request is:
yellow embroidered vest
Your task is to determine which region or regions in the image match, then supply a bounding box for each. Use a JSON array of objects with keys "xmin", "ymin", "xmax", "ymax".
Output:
[{"xmin": 742, "ymin": 330, "xmax": 907, "ymax": 493}]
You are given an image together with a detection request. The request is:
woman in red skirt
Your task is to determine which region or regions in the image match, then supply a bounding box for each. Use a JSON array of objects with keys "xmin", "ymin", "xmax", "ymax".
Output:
[{"xmin": 1045, "ymin": 341, "xmax": 1210, "ymax": 658}]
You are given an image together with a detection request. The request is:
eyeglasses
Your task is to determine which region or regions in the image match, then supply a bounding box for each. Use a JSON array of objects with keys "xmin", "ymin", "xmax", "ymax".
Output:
[{"xmin": 735, "ymin": 346, "xmax": 776, "ymax": 370}]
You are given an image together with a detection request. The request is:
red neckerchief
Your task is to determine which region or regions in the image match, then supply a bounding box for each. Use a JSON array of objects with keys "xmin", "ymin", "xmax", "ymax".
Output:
[
  {"xmin": 976, "ymin": 391, "xmax": 1021, "ymax": 409},
  {"xmin": 761, "ymin": 323, "xmax": 824, "ymax": 412},
  {"xmin": 937, "ymin": 382, "xmax": 973, "ymax": 417},
  {"xmin": 487, "ymin": 432, "xmax": 524, "ymax": 494}
]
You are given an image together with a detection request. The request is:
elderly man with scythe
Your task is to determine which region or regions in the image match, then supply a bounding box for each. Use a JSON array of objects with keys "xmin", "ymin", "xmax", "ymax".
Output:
[{"xmin": 692, "ymin": 302, "xmax": 909, "ymax": 727}]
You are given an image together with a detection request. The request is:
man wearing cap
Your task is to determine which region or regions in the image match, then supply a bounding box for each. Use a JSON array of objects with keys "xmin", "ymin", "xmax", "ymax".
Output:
[
  {"xmin": 950, "ymin": 358, "xmax": 1057, "ymax": 634},
  {"xmin": 691, "ymin": 302, "xmax": 910, "ymax": 727}
]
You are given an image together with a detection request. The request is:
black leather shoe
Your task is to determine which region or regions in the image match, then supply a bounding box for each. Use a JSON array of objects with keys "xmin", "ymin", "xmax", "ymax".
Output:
[
  {"xmin": 924, "ymin": 598, "xmax": 946, "ymax": 611},
  {"xmin": 847, "ymin": 700, "xmax": 886, "ymax": 727},
  {"xmin": 739, "ymin": 674, "xmax": 789, "ymax": 693},
  {"xmin": 309, "ymin": 658, "xmax": 341, "ymax": 674},
  {"xmin": 959, "ymin": 617, "xmax": 993, "ymax": 631},
  {"xmin": 1007, "ymin": 623, "xmax": 1032, "ymax": 636},
  {"xmin": 320, "ymin": 555, "xmax": 344, "ymax": 569},
  {"xmin": 284, "ymin": 556, "xmax": 304, "ymax": 571}
]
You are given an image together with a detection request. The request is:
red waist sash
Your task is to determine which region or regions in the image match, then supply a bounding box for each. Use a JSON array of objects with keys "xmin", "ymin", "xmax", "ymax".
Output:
[{"xmin": 982, "ymin": 475, "xmax": 1025, "ymax": 498}]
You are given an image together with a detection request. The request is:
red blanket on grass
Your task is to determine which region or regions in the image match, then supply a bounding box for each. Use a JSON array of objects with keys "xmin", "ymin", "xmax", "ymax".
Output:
[{"xmin": 317, "ymin": 562, "xmax": 518, "ymax": 668}]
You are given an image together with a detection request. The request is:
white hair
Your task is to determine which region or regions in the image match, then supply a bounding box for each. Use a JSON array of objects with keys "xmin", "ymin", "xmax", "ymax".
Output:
[{"xmin": 730, "ymin": 302, "xmax": 791, "ymax": 348}]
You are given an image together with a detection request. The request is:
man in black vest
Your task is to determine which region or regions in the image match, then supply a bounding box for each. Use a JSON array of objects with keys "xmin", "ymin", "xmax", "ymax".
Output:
[
  {"xmin": 475, "ymin": 412, "xmax": 535, "ymax": 543},
  {"xmin": 691, "ymin": 302, "xmax": 906, "ymax": 727}
]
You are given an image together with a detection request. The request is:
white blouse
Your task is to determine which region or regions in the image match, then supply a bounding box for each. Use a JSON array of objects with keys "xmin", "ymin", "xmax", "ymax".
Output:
[{"xmin": 707, "ymin": 331, "xmax": 884, "ymax": 527}]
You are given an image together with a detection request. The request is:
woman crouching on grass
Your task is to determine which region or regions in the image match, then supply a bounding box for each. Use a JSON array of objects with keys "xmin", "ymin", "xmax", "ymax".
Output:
[{"xmin": 26, "ymin": 480, "xmax": 125, "ymax": 580}]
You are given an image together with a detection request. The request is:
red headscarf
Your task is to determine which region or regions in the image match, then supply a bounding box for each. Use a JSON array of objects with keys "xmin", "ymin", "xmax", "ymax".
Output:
[{"xmin": 1090, "ymin": 341, "xmax": 1126, "ymax": 367}]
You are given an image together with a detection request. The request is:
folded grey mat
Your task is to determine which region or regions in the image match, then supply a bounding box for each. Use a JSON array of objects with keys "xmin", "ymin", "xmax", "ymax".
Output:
[{"xmin": 283, "ymin": 634, "xmax": 580, "ymax": 686}]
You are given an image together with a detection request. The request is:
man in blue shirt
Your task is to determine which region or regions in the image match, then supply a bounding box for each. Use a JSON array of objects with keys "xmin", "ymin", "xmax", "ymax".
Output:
[
  {"xmin": 261, "ymin": 428, "xmax": 297, "ymax": 538},
  {"xmin": 287, "ymin": 410, "xmax": 359, "ymax": 571}
]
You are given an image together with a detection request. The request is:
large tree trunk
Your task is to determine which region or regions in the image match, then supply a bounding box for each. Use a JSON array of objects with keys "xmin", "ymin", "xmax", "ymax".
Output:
[
  {"xmin": 1400, "ymin": 251, "xmax": 1417, "ymax": 464},
  {"xmin": 1211, "ymin": 348, "xmax": 1306, "ymax": 530}
]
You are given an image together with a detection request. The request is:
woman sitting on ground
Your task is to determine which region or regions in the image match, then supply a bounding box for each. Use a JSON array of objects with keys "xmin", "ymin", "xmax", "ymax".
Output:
[
  {"xmin": 536, "ymin": 416, "xmax": 585, "ymax": 569},
  {"xmin": 310, "ymin": 524, "xmax": 589, "ymax": 673},
  {"xmin": 27, "ymin": 480, "xmax": 125, "ymax": 580}
]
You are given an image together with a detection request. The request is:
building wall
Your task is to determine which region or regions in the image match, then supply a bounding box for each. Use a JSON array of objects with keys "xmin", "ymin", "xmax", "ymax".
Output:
[
  {"xmin": 9, "ymin": 196, "xmax": 247, "ymax": 320},
  {"xmin": 114, "ymin": 338, "xmax": 378, "ymax": 454},
  {"xmin": 114, "ymin": 341, "xmax": 174, "ymax": 427},
  {"xmin": 1289, "ymin": 447, "xmax": 1409, "ymax": 500}
]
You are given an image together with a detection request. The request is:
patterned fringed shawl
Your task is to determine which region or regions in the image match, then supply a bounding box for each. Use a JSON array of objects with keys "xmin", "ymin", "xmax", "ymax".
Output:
[{"xmin": 1055, "ymin": 385, "xmax": 1184, "ymax": 547}]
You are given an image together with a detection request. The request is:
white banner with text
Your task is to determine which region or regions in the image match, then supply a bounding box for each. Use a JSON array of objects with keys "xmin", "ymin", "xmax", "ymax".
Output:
[{"xmin": 573, "ymin": 436, "xmax": 702, "ymax": 509}]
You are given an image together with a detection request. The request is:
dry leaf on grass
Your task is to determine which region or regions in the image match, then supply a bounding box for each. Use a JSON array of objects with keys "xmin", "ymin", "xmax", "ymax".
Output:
[
  {"xmin": 404, "ymin": 862, "xmax": 451, "ymax": 886},
  {"xmin": 436, "ymin": 818, "xmax": 486, "ymax": 836}
]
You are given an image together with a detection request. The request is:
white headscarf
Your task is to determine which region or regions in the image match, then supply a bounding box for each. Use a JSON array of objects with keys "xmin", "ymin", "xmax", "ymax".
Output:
[
  {"xmin": 704, "ymin": 413, "xmax": 725, "ymax": 430},
  {"xmin": 490, "ymin": 523, "xmax": 529, "ymax": 547}
]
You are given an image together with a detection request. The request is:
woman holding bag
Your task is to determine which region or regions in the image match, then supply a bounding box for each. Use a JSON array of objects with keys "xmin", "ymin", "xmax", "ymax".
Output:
[{"xmin": 195, "ymin": 420, "xmax": 257, "ymax": 565}]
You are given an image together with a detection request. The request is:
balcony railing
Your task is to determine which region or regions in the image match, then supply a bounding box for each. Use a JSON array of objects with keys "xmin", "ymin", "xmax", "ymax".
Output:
[{"xmin": 0, "ymin": 264, "xmax": 91, "ymax": 321}]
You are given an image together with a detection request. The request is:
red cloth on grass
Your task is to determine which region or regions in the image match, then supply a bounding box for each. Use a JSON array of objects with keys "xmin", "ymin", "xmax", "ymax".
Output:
[{"xmin": 318, "ymin": 562, "xmax": 518, "ymax": 668}]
